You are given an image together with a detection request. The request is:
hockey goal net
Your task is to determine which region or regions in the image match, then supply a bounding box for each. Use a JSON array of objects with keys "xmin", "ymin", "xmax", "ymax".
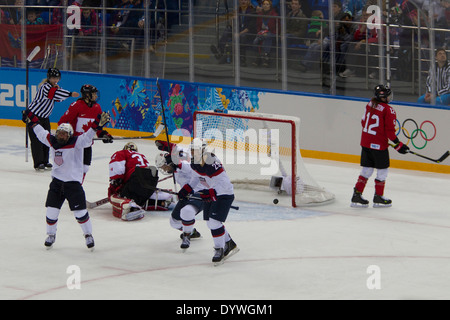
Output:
[{"xmin": 193, "ymin": 110, "xmax": 334, "ymax": 207}]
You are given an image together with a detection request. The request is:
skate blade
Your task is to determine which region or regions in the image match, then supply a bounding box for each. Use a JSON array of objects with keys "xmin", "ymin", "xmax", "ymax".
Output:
[
  {"xmin": 373, "ymin": 203, "xmax": 392, "ymax": 208},
  {"xmin": 87, "ymin": 246, "xmax": 95, "ymax": 252},
  {"xmin": 350, "ymin": 202, "xmax": 369, "ymax": 208},
  {"xmin": 213, "ymin": 260, "xmax": 225, "ymax": 267},
  {"xmin": 45, "ymin": 245, "xmax": 53, "ymax": 250},
  {"xmin": 224, "ymin": 247, "xmax": 240, "ymax": 260}
]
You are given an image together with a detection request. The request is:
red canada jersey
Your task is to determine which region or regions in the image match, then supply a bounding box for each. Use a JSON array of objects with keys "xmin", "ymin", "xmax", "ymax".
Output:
[
  {"xmin": 59, "ymin": 99, "xmax": 103, "ymax": 137},
  {"xmin": 109, "ymin": 149, "xmax": 150, "ymax": 183},
  {"xmin": 360, "ymin": 100, "xmax": 398, "ymax": 151}
]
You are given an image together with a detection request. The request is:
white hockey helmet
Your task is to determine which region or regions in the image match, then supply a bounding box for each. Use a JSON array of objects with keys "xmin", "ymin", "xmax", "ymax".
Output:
[
  {"xmin": 55, "ymin": 123, "xmax": 74, "ymax": 144},
  {"xmin": 56, "ymin": 123, "xmax": 74, "ymax": 137},
  {"xmin": 191, "ymin": 138, "xmax": 207, "ymax": 151},
  {"xmin": 123, "ymin": 142, "xmax": 138, "ymax": 152},
  {"xmin": 155, "ymin": 151, "xmax": 174, "ymax": 175}
]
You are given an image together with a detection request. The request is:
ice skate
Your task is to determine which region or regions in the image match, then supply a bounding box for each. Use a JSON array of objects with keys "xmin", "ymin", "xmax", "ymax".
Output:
[
  {"xmin": 179, "ymin": 228, "xmax": 201, "ymax": 240},
  {"xmin": 350, "ymin": 188, "xmax": 369, "ymax": 207},
  {"xmin": 85, "ymin": 234, "xmax": 95, "ymax": 251},
  {"xmin": 212, "ymin": 247, "xmax": 224, "ymax": 266},
  {"xmin": 224, "ymin": 239, "xmax": 239, "ymax": 260},
  {"xmin": 180, "ymin": 232, "xmax": 191, "ymax": 250},
  {"xmin": 35, "ymin": 164, "xmax": 45, "ymax": 172},
  {"xmin": 44, "ymin": 234, "xmax": 56, "ymax": 249},
  {"xmin": 373, "ymin": 194, "xmax": 392, "ymax": 208}
]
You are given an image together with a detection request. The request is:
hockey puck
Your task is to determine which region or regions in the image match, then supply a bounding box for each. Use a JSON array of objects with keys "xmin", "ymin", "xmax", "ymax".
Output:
[{"xmin": 273, "ymin": 199, "xmax": 279, "ymax": 204}]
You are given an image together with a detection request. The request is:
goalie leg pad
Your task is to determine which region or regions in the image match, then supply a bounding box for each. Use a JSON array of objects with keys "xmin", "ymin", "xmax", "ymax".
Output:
[{"xmin": 110, "ymin": 195, "xmax": 144, "ymax": 221}]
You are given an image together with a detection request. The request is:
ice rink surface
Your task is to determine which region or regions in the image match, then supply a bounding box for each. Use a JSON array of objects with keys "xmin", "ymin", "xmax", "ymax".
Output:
[{"xmin": 1, "ymin": 125, "xmax": 450, "ymax": 300}]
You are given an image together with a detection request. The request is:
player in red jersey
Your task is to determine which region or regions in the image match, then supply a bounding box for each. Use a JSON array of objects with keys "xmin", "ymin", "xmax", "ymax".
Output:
[
  {"xmin": 351, "ymin": 85, "xmax": 409, "ymax": 208},
  {"xmin": 58, "ymin": 84, "xmax": 113, "ymax": 179},
  {"xmin": 108, "ymin": 142, "xmax": 172, "ymax": 221}
]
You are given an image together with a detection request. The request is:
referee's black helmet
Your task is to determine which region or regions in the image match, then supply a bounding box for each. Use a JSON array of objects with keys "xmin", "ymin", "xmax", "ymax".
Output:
[{"xmin": 47, "ymin": 68, "xmax": 61, "ymax": 79}]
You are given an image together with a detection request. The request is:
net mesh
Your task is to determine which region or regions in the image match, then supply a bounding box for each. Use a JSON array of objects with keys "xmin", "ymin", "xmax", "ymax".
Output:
[{"xmin": 194, "ymin": 111, "xmax": 335, "ymax": 207}]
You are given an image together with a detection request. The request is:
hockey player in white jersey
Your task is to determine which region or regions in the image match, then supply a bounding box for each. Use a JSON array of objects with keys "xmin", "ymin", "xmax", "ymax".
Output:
[
  {"xmin": 22, "ymin": 110, "xmax": 110, "ymax": 250},
  {"xmin": 155, "ymin": 149, "xmax": 203, "ymax": 250},
  {"xmin": 177, "ymin": 138, "xmax": 239, "ymax": 265}
]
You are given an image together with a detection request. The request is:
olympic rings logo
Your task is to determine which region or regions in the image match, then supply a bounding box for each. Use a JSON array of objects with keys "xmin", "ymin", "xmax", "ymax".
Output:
[{"xmin": 395, "ymin": 119, "xmax": 437, "ymax": 150}]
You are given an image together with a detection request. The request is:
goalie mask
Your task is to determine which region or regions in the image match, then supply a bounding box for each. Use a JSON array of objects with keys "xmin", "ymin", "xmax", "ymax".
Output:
[
  {"xmin": 55, "ymin": 123, "xmax": 73, "ymax": 145},
  {"xmin": 123, "ymin": 142, "xmax": 138, "ymax": 152}
]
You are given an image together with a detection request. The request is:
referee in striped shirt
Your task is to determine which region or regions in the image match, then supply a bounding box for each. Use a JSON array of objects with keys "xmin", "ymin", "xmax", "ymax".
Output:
[
  {"xmin": 418, "ymin": 48, "xmax": 450, "ymax": 106},
  {"xmin": 24, "ymin": 68, "xmax": 79, "ymax": 171}
]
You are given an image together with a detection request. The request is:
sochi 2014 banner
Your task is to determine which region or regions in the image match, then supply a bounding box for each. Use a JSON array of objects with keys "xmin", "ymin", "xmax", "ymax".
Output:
[{"xmin": 0, "ymin": 24, "xmax": 63, "ymax": 67}]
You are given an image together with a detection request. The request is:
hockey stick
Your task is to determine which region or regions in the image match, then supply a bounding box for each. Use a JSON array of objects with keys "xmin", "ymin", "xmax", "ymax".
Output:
[
  {"xmin": 86, "ymin": 197, "xmax": 109, "ymax": 209},
  {"xmin": 86, "ymin": 175, "xmax": 173, "ymax": 210},
  {"xmin": 156, "ymin": 78, "xmax": 178, "ymax": 196},
  {"xmin": 408, "ymin": 150, "xmax": 449, "ymax": 163},
  {"xmin": 92, "ymin": 124, "xmax": 165, "ymax": 141},
  {"xmin": 389, "ymin": 143, "xmax": 449, "ymax": 163},
  {"xmin": 148, "ymin": 186, "xmax": 239, "ymax": 210},
  {"xmin": 25, "ymin": 46, "xmax": 41, "ymax": 162}
]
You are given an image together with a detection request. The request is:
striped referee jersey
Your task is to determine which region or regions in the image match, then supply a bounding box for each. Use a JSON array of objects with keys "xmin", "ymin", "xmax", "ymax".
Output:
[
  {"xmin": 426, "ymin": 61, "xmax": 450, "ymax": 96},
  {"xmin": 28, "ymin": 82, "xmax": 72, "ymax": 118}
]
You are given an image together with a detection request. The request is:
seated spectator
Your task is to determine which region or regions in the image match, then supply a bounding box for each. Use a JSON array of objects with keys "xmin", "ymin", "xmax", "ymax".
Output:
[
  {"xmin": 210, "ymin": 0, "xmax": 256, "ymax": 66},
  {"xmin": 109, "ymin": 0, "xmax": 143, "ymax": 50},
  {"xmin": 4, "ymin": 0, "xmax": 24, "ymax": 24},
  {"xmin": 322, "ymin": 12, "xmax": 354, "ymax": 74},
  {"xmin": 252, "ymin": 0, "xmax": 279, "ymax": 67},
  {"xmin": 338, "ymin": 9, "xmax": 379, "ymax": 78},
  {"xmin": 299, "ymin": 10, "xmax": 327, "ymax": 71},
  {"xmin": 286, "ymin": 0, "xmax": 308, "ymax": 47},
  {"xmin": 74, "ymin": 8, "xmax": 102, "ymax": 54},
  {"xmin": 417, "ymin": 48, "xmax": 450, "ymax": 106},
  {"xmin": 342, "ymin": 0, "xmax": 365, "ymax": 21},
  {"xmin": 26, "ymin": 8, "xmax": 45, "ymax": 25},
  {"xmin": 252, "ymin": 0, "xmax": 280, "ymax": 13}
]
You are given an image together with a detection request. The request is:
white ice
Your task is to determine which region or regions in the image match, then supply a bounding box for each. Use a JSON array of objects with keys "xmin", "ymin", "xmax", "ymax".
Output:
[{"xmin": 1, "ymin": 125, "xmax": 450, "ymax": 300}]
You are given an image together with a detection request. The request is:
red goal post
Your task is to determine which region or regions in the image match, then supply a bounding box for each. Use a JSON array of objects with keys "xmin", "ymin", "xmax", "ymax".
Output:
[{"xmin": 193, "ymin": 110, "xmax": 334, "ymax": 207}]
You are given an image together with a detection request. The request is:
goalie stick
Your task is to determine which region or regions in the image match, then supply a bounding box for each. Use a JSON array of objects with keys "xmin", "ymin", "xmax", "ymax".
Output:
[
  {"xmin": 86, "ymin": 197, "xmax": 109, "ymax": 209},
  {"xmin": 148, "ymin": 186, "xmax": 240, "ymax": 210},
  {"xmin": 86, "ymin": 175, "xmax": 174, "ymax": 209},
  {"xmin": 93, "ymin": 124, "xmax": 165, "ymax": 141}
]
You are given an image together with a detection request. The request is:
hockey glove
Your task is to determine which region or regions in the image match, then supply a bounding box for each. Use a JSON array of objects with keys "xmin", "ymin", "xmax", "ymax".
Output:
[
  {"xmin": 98, "ymin": 130, "xmax": 114, "ymax": 143},
  {"xmin": 22, "ymin": 110, "xmax": 39, "ymax": 127},
  {"xmin": 92, "ymin": 112, "xmax": 111, "ymax": 131},
  {"xmin": 155, "ymin": 140, "xmax": 176, "ymax": 152},
  {"xmin": 178, "ymin": 184, "xmax": 193, "ymax": 200},
  {"xmin": 200, "ymin": 189, "xmax": 217, "ymax": 202},
  {"xmin": 394, "ymin": 141, "xmax": 409, "ymax": 154}
]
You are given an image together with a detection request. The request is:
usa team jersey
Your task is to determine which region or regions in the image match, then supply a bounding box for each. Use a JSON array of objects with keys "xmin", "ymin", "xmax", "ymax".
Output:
[
  {"xmin": 174, "ymin": 160, "xmax": 203, "ymax": 193},
  {"xmin": 59, "ymin": 99, "xmax": 103, "ymax": 137},
  {"xmin": 109, "ymin": 149, "xmax": 150, "ymax": 183},
  {"xmin": 33, "ymin": 124, "xmax": 97, "ymax": 183},
  {"xmin": 360, "ymin": 100, "xmax": 398, "ymax": 151},
  {"xmin": 189, "ymin": 154, "xmax": 234, "ymax": 196}
]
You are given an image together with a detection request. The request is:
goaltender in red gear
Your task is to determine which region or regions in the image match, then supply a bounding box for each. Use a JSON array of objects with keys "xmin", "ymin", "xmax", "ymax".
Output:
[
  {"xmin": 108, "ymin": 142, "xmax": 173, "ymax": 221},
  {"xmin": 58, "ymin": 84, "xmax": 113, "ymax": 179}
]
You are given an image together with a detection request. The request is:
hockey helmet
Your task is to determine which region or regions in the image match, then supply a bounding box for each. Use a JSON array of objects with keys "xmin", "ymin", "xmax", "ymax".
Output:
[
  {"xmin": 123, "ymin": 142, "xmax": 138, "ymax": 152},
  {"xmin": 155, "ymin": 152, "xmax": 175, "ymax": 175},
  {"xmin": 190, "ymin": 138, "xmax": 207, "ymax": 151},
  {"xmin": 374, "ymin": 84, "xmax": 393, "ymax": 102},
  {"xmin": 80, "ymin": 84, "xmax": 99, "ymax": 103},
  {"xmin": 55, "ymin": 123, "xmax": 73, "ymax": 144},
  {"xmin": 47, "ymin": 68, "xmax": 61, "ymax": 79}
]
